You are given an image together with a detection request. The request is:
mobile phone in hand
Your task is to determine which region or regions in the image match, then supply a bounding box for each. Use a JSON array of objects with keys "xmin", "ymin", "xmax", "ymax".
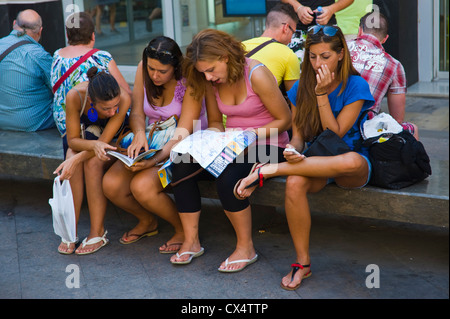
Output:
[{"xmin": 284, "ymin": 147, "xmax": 301, "ymax": 155}]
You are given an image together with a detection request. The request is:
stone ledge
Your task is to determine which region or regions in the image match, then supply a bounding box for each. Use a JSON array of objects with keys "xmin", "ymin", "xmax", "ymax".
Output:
[{"xmin": 0, "ymin": 129, "xmax": 448, "ymax": 228}]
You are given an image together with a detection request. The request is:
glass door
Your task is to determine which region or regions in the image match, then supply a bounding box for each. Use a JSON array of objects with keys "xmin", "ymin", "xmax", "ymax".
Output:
[{"xmin": 435, "ymin": 0, "xmax": 449, "ymax": 79}]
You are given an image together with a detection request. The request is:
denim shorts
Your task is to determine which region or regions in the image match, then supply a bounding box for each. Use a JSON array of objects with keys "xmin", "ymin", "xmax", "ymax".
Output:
[{"xmin": 327, "ymin": 154, "xmax": 372, "ymax": 188}]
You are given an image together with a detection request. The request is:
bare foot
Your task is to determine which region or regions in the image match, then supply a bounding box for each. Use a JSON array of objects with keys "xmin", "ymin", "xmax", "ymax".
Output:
[
  {"xmin": 218, "ymin": 247, "xmax": 257, "ymax": 272},
  {"xmin": 120, "ymin": 219, "xmax": 158, "ymax": 244},
  {"xmin": 280, "ymin": 263, "xmax": 312, "ymax": 290},
  {"xmin": 235, "ymin": 163, "xmax": 268, "ymax": 199},
  {"xmin": 58, "ymin": 241, "xmax": 76, "ymax": 254},
  {"xmin": 170, "ymin": 241, "xmax": 202, "ymax": 263},
  {"xmin": 159, "ymin": 232, "xmax": 184, "ymax": 253}
]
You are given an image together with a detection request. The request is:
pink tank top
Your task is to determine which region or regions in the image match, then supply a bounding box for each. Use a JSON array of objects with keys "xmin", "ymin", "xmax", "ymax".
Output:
[
  {"xmin": 143, "ymin": 78, "xmax": 207, "ymax": 131},
  {"xmin": 214, "ymin": 59, "xmax": 289, "ymax": 148}
]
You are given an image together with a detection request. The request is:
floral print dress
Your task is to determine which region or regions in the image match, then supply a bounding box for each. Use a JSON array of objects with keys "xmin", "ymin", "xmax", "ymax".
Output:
[{"xmin": 51, "ymin": 49, "xmax": 113, "ymax": 136}]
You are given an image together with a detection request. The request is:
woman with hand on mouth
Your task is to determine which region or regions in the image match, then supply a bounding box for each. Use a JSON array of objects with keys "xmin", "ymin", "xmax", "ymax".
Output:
[
  {"xmin": 235, "ymin": 25, "xmax": 374, "ymax": 290},
  {"xmin": 169, "ymin": 29, "xmax": 291, "ymax": 272}
]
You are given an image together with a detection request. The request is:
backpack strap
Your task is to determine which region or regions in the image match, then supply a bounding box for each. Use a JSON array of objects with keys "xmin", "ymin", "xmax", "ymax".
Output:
[
  {"xmin": 52, "ymin": 48, "xmax": 99, "ymax": 93},
  {"xmin": 0, "ymin": 40, "xmax": 33, "ymax": 63},
  {"xmin": 245, "ymin": 38, "xmax": 278, "ymax": 58}
]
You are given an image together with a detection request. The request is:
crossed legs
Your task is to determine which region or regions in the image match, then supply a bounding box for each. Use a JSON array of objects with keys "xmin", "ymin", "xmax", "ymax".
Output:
[{"xmin": 236, "ymin": 152, "xmax": 370, "ymax": 288}]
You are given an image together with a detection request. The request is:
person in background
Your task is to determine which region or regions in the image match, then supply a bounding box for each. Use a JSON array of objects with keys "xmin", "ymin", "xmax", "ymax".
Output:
[
  {"xmin": 103, "ymin": 36, "xmax": 207, "ymax": 252},
  {"xmin": 335, "ymin": 0, "xmax": 372, "ymax": 41},
  {"xmin": 169, "ymin": 29, "xmax": 291, "ymax": 272},
  {"xmin": 242, "ymin": 3, "xmax": 300, "ymax": 92},
  {"xmin": 54, "ymin": 66, "xmax": 130, "ymax": 255},
  {"xmin": 235, "ymin": 25, "xmax": 374, "ymax": 290},
  {"xmin": 51, "ymin": 11, "xmax": 131, "ymax": 153},
  {"xmin": 348, "ymin": 12, "xmax": 419, "ymax": 139},
  {"xmin": 281, "ymin": 0, "xmax": 354, "ymax": 64},
  {"xmin": 93, "ymin": 0, "xmax": 119, "ymax": 36},
  {"xmin": 0, "ymin": 9, "xmax": 55, "ymax": 132},
  {"xmin": 146, "ymin": 0, "xmax": 162, "ymax": 32}
]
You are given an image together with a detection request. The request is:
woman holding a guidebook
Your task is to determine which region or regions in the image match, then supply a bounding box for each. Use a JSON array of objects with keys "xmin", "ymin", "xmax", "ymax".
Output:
[
  {"xmin": 103, "ymin": 36, "xmax": 207, "ymax": 252},
  {"xmin": 54, "ymin": 66, "xmax": 130, "ymax": 255},
  {"xmin": 169, "ymin": 29, "xmax": 291, "ymax": 272}
]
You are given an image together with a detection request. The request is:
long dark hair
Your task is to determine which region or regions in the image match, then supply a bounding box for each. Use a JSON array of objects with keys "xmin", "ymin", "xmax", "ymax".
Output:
[
  {"xmin": 86, "ymin": 66, "xmax": 120, "ymax": 104},
  {"xmin": 142, "ymin": 36, "xmax": 183, "ymax": 107},
  {"xmin": 294, "ymin": 26, "xmax": 359, "ymax": 142}
]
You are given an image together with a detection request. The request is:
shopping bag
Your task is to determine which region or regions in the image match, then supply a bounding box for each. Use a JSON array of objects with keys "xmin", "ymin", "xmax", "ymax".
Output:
[{"xmin": 49, "ymin": 176, "xmax": 77, "ymax": 243}]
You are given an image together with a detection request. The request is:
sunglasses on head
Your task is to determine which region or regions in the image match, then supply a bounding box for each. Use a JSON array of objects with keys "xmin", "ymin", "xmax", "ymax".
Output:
[
  {"xmin": 145, "ymin": 46, "xmax": 174, "ymax": 63},
  {"xmin": 307, "ymin": 25, "xmax": 338, "ymax": 37}
]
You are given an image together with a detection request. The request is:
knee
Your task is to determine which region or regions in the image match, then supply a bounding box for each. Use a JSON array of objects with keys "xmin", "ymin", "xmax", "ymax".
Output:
[
  {"xmin": 84, "ymin": 156, "xmax": 103, "ymax": 172},
  {"xmin": 285, "ymin": 175, "xmax": 309, "ymax": 200},
  {"xmin": 102, "ymin": 171, "xmax": 119, "ymax": 199},
  {"xmin": 130, "ymin": 176, "xmax": 158, "ymax": 203},
  {"xmin": 340, "ymin": 152, "xmax": 367, "ymax": 174}
]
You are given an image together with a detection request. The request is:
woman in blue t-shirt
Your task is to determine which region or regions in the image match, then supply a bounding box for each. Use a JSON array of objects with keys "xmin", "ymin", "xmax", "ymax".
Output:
[{"xmin": 234, "ymin": 25, "xmax": 374, "ymax": 290}]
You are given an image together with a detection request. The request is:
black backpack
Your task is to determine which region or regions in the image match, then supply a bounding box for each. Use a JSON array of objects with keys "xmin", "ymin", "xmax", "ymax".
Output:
[{"xmin": 363, "ymin": 129, "xmax": 432, "ymax": 190}]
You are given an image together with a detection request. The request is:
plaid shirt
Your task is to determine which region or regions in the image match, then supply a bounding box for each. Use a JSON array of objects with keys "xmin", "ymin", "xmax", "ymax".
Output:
[{"xmin": 348, "ymin": 34, "xmax": 407, "ymax": 113}]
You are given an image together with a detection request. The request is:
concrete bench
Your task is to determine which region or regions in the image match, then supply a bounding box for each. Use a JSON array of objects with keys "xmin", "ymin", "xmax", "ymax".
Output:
[{"xmin": 0, "ymin": 128, "xmax": 448, "ymax": 228}]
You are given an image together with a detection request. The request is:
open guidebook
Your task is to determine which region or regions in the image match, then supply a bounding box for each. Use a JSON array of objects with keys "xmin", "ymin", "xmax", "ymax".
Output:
[
  {"xmin": 169, "ymin": 129, "xmax": 257, "ymax": 178},
  {"xmin": 107, "ymin": 149, "xmax": 158, "ymax": 167}
]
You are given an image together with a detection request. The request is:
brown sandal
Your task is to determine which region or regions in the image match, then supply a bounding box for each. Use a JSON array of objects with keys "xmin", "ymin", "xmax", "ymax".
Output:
[
  {"xmin": 280, "ymin": 263, "xmax": 312, "ymax": 291},
  {"xmin": 233, "ymin": 163, "xmax": 266, "ymax": 200}
]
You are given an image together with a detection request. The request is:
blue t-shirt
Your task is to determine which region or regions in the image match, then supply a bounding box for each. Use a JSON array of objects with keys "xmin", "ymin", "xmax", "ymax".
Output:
[{"xmin": 287, "ymin": 75, "xmax": 375, "ymax": 157}]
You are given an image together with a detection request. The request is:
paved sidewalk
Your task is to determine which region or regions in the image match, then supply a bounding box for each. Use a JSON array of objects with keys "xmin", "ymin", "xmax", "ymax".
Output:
[
  {"xmin": 0, "ymin": 93, "xmax": 448, "ymax": 308},
  {"xmin": 0, "ymin": 176, "xmax": 448, "ymax": 302}
]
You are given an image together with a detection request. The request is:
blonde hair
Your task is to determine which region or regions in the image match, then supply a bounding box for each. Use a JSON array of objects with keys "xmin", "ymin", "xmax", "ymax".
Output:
[
  {"xmin": 294, "ymin": 26, "xmax": 359, "ymax": 142},
  {"xmin": 183, "ymin": 29, "xmax": 246, "ymax": 101}
]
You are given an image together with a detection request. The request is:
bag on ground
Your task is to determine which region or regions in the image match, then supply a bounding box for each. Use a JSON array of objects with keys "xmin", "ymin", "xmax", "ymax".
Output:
[{"xmin": 49, "ymin": 176, "xmax": 77, "ymax": 243}]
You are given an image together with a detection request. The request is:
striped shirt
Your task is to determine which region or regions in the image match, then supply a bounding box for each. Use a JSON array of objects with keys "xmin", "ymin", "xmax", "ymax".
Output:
[{"xmin": 0, "ymin": 30, "xmax": 54, "ymax": 131}]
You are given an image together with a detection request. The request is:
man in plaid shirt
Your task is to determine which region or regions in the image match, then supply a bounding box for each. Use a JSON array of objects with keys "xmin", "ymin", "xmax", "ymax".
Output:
[{"xmin": 348, "ymin": 12, "xmax": 419, "ymax": 139}]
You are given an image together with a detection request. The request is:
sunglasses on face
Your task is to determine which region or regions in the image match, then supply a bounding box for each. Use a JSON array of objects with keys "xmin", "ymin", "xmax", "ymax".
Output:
[
  {"xmin": 307, "ymin": 25, "xmax": 338, "ymax": 37},
  {"xmin": 145, "ymin": 46, "xmax": 174, "ymax": 63}
]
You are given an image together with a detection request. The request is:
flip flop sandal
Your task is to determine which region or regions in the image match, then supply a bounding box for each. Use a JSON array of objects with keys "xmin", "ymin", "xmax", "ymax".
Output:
[
  {"xmin": 58, "ymin": 237, "xmax": 79, "ymax": 255},
  {"xmin": 218, "ymin": 254, "xmax": 258, "ymax": 273},
  {"xmin": 75, "ymin": 231, "xmax": 109, "ymax": 255},
  {"xmin": 119, "ymin": 228, "xmax": 159, "ymax": 245},
  {"xmin": 280, "ymin": 263, "xmax": 312, "ymax": 291},
  {"xmin": 159, "ymin": 242, "xmax": 183, "ymax": 254},
  {"xmin": 171, "ymin": 247, "xmax": 204, "ymax": 265},
  {"xmin": 233, "ymin": 163, "xmax": 266, "ymax": 200}
]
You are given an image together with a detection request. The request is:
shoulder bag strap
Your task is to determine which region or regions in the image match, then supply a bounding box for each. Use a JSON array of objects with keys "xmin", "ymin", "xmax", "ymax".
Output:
[
  {"xmin": 245, "ymin": 38, "xmax": 278, "ymax": 58},
  {"xmin": 52, "ymin": 48, "xmax": 99, "ymax": 93},
  {"xmin": 0, "ymin": 40, "xmax": 33, "ymax": 63}
]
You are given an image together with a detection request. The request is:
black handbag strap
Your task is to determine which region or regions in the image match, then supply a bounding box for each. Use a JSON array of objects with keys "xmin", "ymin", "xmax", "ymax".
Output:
[
  {"xmin": 358, "ymin": 109, "xmax": 378, "ymax": 140},
  {"xmin": 0, "ymin": 40, "xmax": 33, "ymax": 63},
  {"xmin": 245, "ymin": 38, "xmax": 278, "ymax": 57}
]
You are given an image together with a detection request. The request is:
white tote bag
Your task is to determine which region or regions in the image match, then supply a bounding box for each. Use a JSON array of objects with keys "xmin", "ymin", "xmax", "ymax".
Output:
[{"xmin": 49, "ymin": 176, "xmax": 77, "ymax": 243}]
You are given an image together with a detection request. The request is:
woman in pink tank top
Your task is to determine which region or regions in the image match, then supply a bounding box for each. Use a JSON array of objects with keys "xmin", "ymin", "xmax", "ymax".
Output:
[
  {"xmin": 103, "ymin": 36, "xmax": 205, "ymax": 253},
  {"xmin": 169, "ymin": 29, "xmax": 291, "ymax": 272}
]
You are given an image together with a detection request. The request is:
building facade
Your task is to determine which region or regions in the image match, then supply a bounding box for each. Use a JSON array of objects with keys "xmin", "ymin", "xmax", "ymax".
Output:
[{"xmin": 0, "ymin": 0, "xmax": 448, "ymax": 85}]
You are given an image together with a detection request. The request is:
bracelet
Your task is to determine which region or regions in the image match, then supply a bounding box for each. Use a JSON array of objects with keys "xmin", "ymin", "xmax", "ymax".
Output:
[
  {"xmin": 315, "ymin": 92, "xmax": 328, "ymax": 96},
  {"xmin": 296, "ymin": 5, "xmax": 303, "ymax": 14},
  {"xmin": 318, "ymin": 103, "xmax": 329, "ymax": 108}
]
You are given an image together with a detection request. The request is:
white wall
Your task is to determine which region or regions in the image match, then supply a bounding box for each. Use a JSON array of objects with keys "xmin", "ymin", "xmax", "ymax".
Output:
[{"xmin": 417, "ymin": 0, "xmax": 434, "ymax": 82}]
